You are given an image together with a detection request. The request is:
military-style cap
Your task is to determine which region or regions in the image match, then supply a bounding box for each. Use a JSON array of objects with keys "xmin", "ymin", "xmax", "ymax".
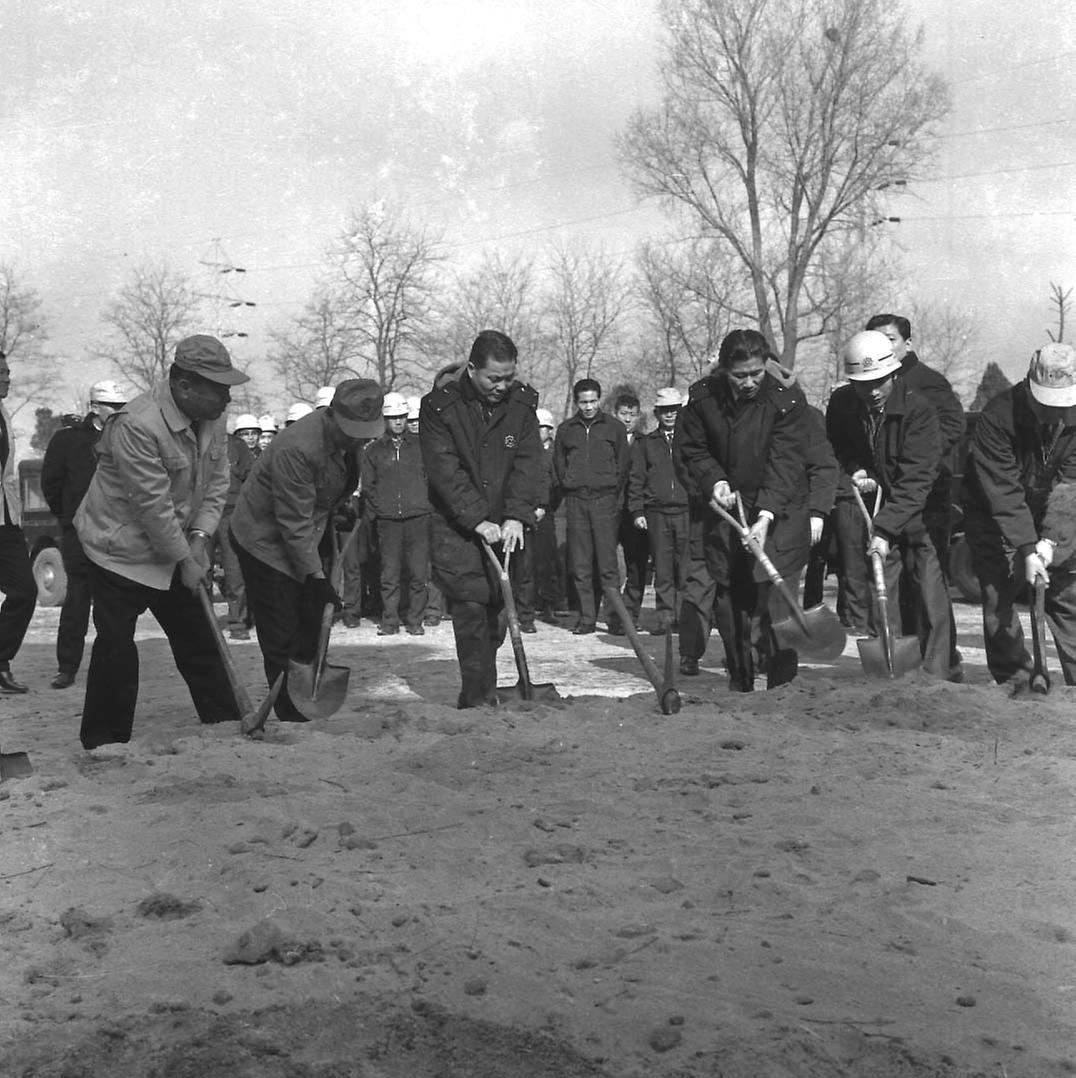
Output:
[
  {"xmin": 331, "ymin": 379, "xmax": 385, "ymax": 439},
  {"xmin": 174, "ymin": 335, "xmax": 250, "ymax": 386}
]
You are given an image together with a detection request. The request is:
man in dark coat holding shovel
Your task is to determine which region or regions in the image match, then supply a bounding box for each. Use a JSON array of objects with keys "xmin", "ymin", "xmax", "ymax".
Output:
[
  {"xmin": 420, "ymin": 330, "xmax": 542, "ymax": 709},
  {"xmin": 230, "ymin": 380, "xmax": 383, "ymax": 723}
]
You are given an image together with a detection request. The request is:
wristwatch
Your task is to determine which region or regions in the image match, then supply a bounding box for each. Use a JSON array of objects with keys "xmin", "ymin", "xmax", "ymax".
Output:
[{"xmin": 189, "ymin": 529, "xmax": 210, "ymax": 542}]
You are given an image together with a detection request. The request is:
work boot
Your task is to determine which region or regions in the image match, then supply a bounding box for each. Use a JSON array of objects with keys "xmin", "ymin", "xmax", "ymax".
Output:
[
  {"xmin": 679, "ymin": 656, "xmax": 699, "ymax": 676},
  {"xmin": 378, "ymin": 623, "xmax": 399, "ymax": 636},
  {"xmin": 50, "ymin": 671, "xmax": 76, "ymax": 690}
]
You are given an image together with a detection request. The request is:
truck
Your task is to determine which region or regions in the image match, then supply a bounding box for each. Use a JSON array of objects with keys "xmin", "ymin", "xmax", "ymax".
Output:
[{"xmin": 17, "ymin": 457, "xmax": 67, "ymax": 606}]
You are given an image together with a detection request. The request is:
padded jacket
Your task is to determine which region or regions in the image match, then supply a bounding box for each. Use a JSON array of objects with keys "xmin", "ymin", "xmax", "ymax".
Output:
[
  {"xmin": 627, "ymin": 428, "xmax": 688, "ymax": 516},
  {"xmin": 360, "ymin": 430, "xmax": 430, "ymax": 520},
  {"xmin": 42, "ymin": 414, "xmax": 100, "ymax": 525},
  {"xmin": 553, "ymin": 410, "xmax": 628, "ymax": 496}
]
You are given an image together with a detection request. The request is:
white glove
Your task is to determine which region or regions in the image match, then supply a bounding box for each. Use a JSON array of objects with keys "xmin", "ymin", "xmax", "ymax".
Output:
[
  {"xmin": 851, "ymin": 470, "xmax": 878, "ymax": 494},
  {"xmin": 712, "ymin": 480, "xmax": 735, "ymax": 509},
  {"xmin": 866, "ymin": 534, "xmax": 890, "ymax": 560},
  {"xmin": 809, "ymin": 515, "xmax": 824, "ymax": 546},
  {"xmin": 1025, "ymin": 552, "xmax": 1050, "ymax": 586},
  {"xmin": 1035, "ymin": 539, "xmax": 1056, "ymax": 567}
]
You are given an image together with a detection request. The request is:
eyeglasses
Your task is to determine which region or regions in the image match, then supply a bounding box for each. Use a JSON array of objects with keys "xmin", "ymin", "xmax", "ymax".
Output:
[{"xmin": 91, "ymin": 401, "xmax": 126, "ymax": 409}]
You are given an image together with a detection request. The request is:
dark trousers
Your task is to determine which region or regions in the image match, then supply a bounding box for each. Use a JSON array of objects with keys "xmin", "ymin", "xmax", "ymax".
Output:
[
  {"xmin": 712, "ymin": 542, "xmax": 782, "ymax": 691},
  {"xmin": 510, "ymin": 531, "xmax": 537, "ymax": 626},
  {"xmin": 833, "ymin": 498, "xmax": 872, "ymax": 632},
  {"xmin": 80, "ymin": 562, "xmax": 239, "ymax": 749},
  {"xmin": 565, "ymin": 492, "xmax": 621, "ymax": 626},
  {"xmin": 678, "ymin": 509, "xmax": 716, "ymax": 661},
  {"xmin": 0, "ymin": 525, "xmax": 36, "ymax": 668},
  {"xmin": 646, "ymin": 508, "xmax": 689, "ymax": 624},
  {"xmin": 618, "ymin": 512, "xmax": 650, "ymax": 621},
  {"xmin": 232, "ymin": 533, "xmax": 325, "ymax": 722},
  {"xmin": 378, "ymin": 515, "xmax": 429, "ymax": 629},
  {"xmin": 451, "ymin": 599, "xmax": 506, "ymax": 708},
  {"xmin": 206, "ymin": 511, "xmax": 246, "ymax": 629},
  {"xmin": 57, "ymin": 525, "xmax": 92, "ymax": 675},
  {"xmin": 966, "ymin": 520, "xmax": 1076, "ymax": 685},
  {"xmin": 533, "ymin": 511, "xmax": 564, "ymax": 614}
]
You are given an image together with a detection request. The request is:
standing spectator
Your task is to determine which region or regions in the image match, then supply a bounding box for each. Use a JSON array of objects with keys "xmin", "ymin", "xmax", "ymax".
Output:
[
  {"xmin": 406, "ymin": 397, "xmax": 421, "ymax": 437},
  {"xmin": 361, "ymin": 392, "xmax": 431, "ymax": 636},
  {"xmin": 285, "ymin": 402, "xmax": 313, "ymax": 427},
  {"xmin": 420, "ymin": 330, "xmax": 541, "ymax": 708},
  {"xmin": 257, "ymin": 414, "xmax": 277, "ymax": 454},
  {"xmin": 74, "ymin": 335, "xmax": 249, "ymax": 748},
  {"xmin": 41, "ymin": 379, "xmax": 127, "ymax": 689},
  {"xmin": 826, "ymin": 330, "xmax": 955, "ymax": 679},
  {"xmin": 607, "ymin": 393, "xmax": 650, "ymax": 634},
  {"xmin": 677, "ymin": 329, "xmax": 811, "ymax": 691},
  {"xmin": 532, "ymin": 407, "xmax": 564, "ymax": 622},
  {"xmin": 962, "ymin": 343, "xmax": 1076, "ymax": 685},
  {"xmin": 403, "ymin": 395, "xmax": 443, "ymax": 627},
  {"xmin": 230, "ymin": 381, "xmax": 382, "ymax": 723},
  {"xmin": 233, "ymin": 413, "xmax": 261, "ymax": 458},
  {"xmin": 0, "ymin": 352, "xmax": 39, "ymax": 694},
  {"xmin": 554, "ymin": 379, "xmax": 629, "ymax": 635},
  {"xmin": 628, "ymin": 388, "xmax": 689, "ymax": 634}
]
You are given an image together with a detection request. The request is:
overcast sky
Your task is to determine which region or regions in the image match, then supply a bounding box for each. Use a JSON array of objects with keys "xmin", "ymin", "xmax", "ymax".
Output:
[{"xmin": 3, "ymin": 0, "xmax": 1073, "ymax": 425}]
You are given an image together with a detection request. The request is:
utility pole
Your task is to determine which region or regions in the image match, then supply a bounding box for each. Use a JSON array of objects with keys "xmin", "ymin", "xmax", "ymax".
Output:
[{"xmin": 197, "ymin": 240, "xmax": 256, "ymax": 342}]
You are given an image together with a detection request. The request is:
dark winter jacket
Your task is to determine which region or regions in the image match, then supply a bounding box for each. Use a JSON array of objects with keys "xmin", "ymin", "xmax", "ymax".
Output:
[
  {"xmin": 627, "ymin": 427, "xmax": 688, "ymax": 516},
  {"xmin": 224, "ymin": 433, "xmax": 254, "ymax": 512},
  {"xmin": 805, "ymin": 405, "xmax": 839, "ymax": 519},
  {"xmin": 420, "ymin": 371, "xmax": 541, "ymax": 604},
  {"xmin": 825, "ymin": 379, "xmax": 941, "ymax": 543},
  {"xmin": 899, "ymin": 351, "xmax": 965, "ymax": 455},
  {"xmin": 360, "ymin": 430, "xmax": 430, "ymax": 521},
  {"xmin": 961, "ymin": 380, "xmax": 1076, "ymax": 557},
  {"xmin": 675, "ymin": 369, "xmax": 811, "ymax": 579},
  {"xmin": 553, "ymin": 410, "xmax": 628, "ymax": 497},
  {"xmin": 41, "ymin": 414, "xmax": 101, "ymax": 525}
]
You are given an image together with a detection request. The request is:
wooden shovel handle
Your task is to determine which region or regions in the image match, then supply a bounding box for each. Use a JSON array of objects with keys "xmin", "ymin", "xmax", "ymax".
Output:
[
  {"xmin": 198, "ymin": 583, "xmax": 255, "ymax": 715},
  {"xmin": 481, "ymin": 539, "xmax": 533, "ymax": 699}
]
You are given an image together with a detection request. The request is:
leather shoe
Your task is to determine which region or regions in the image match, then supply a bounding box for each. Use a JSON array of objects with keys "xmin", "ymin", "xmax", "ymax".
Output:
[
  {"xmin": 50, "ymin": 671, "xmax": 76, "ymax": 690},
  {"xmin": 0, "ymin": 670, "xmax": 29, "ymax": 693},
  {"xmin": 519, "ymin": 623, "xmax": 537, "ymax": 634},
  {"xmin": 572, "ymin": 622, "xmax": 596, "ymax": 636},
  {"xmin": 679, "ymin": 656, "xmax": 699, "ymax": 677}
]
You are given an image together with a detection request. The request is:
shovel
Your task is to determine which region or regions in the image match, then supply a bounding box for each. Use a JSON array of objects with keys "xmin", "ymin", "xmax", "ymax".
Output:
[
  {"xmin": 851, "ymin": 487, "xmax": 921, "ymax": 679},
  {"xmin": 197, "ymin": 585, "xmax": 285, "ymax": 735},
  {"xmin": 0, "ymin": 747, "xmax": 32, "ymax": 781},
  {"xmin": 1030, "ymin": 579, "xmax": 1051, "ymax": 694},
  {"xmin": 287, "ymin": 521, "xmax": 361, "ymax": 721},
  {"xmin": 710, "ymin": 497, "xmax": 846, "ymax": 662},
  {"xmin": 482, "ymin": 540, "xmax": 561, "ymax": 703},
  {"xmin": 603, "ymin": 586, "xmax": 681, "ymax": 714}
]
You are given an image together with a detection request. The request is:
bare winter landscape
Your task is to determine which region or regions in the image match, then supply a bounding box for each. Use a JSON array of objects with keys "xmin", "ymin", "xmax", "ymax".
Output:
[{"xmin": 2, "ymin": 593, "xmax": 1075, "ymax": 1078}]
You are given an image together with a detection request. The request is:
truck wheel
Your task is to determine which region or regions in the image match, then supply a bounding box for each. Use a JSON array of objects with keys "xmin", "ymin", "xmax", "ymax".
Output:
[
  {"xmin": 32, "ymin": 547, "xmax": 67, "ymax": 607},
  {"xmin": 949, "ymin": 537, "xmax": 981, "ymax": 604}
]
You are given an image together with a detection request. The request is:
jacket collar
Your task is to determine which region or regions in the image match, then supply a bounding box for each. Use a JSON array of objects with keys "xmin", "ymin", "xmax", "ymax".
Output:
[{"xmin": 153, "ymin": 379, "xmax": 194, "ymax": 435}]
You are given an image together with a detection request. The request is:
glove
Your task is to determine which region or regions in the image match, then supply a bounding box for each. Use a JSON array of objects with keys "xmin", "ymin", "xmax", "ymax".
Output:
[
  {"xmin": 712, "ymin": 480, "xmax": 735, "ymax": 509},
  {"xmin": 851, "ymin": 470, "xmax": 878, "ymax": 494},
  {"xmin": 634, "ymin": 515, "xmax": 648, "ymax": 531},
  {"xmin": 809, "ymin": 515, "xmax": 824, "ymax": 546},
  {"xmin": 1035, "ymin": 538, "xmax": 1056, "ymax": 567},
  {"xmin": 866, "ymin": 534, "xmax": 890, "ymax": 560},
  {"xmin": 1025, "ymin": 552, "xmax": 1050, "ymax": 586},
  {"xmin": 305, "ymin": 574, "xmax": 343, "ymax": 611}
]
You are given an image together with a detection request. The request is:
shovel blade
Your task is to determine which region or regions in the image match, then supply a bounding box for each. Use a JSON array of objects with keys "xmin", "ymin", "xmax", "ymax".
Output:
[
  {"xmin": 497, "ymin": 680, "xmax": 562, "ymax": 704},
  {"xmin": 287, "ymin": 660, "xmax": 350, "ymax": 720},
  {"xmin": 767, "ymin": 647, "xmax": 799, "ymax": 688},
  {"xmin": 0, "ymin": 751, "xmax": 32, "ymax": 781},
  {"xmin": 773, "ymin": 603, "xmax": 846, "ymax": 661},
  {"xmin": 857, "ymin": 634, "xmax": 921, "ymax": 679}
]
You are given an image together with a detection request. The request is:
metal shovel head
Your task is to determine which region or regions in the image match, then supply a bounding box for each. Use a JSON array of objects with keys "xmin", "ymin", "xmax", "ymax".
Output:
[
  {"xmin": 772, "ymin": 603, "xmax": 847, "ymax": 662},
  {"xmin": 287, "ymin": 658, "xmax": 350, "ymax": 720},
  {"xmin": 497, "ymin": 679, "xmax": 562, "ymax": 704},
  {"xmin": 857, "ymin": 634, "xmax": 921, "ymax": 679},
  {"xmin": 0, "ymin": 750, "xmax": 32, "ymax": 781}
]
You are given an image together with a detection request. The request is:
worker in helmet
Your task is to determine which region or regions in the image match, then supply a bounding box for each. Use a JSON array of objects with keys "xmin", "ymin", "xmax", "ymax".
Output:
[
  {"xmin": 825, "ymin": 329, "xmax": 956, "ymax": 679},
  {"xmin": 360, "ymin": 391, "xmax": 431, "ymax": 635},
  {"xmin": 257, "ymin": 414, "xmax": 277, "ymax": 454},
  {"xmin": 285, "ymin": 402, "xmax": 314, "ymax": 426},
  {"xmin": 40, "ymin": 379, "xmax": 128, "ymax": 689},
  {"xmin": 314, "ymin": 386, "xmax": 335, "ymax": 411},
  {"xmin": 233, "ymin": 413, "xmax": 261, "ymax": 457}
]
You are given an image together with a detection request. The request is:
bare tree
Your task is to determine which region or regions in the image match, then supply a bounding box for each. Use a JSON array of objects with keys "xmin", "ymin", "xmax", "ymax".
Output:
[
  {"xmin": 267, "ymin": 287, "xmax": 364, "ymax": 403},
  {"xmin": 544, "ymin": 241, "xmax": 633, "ymax": 415},
  {"xmin": 331, "ymin": 202, "xmax": 442, "ymax": 390},
  {"xmin": 96, "ymin": 263, "xmax": 202, "ymax": 391},
  {"xmin": 1047, "ymin": 282, "xmax": 1072, "ymax": 343},
  {"xmin": 0, "ymin": 264, "xmax": 58, "ymax": 419},
  {"xmin": 908, "ymin": 299, "xmax": 979, "ymax": 405},
  {"xmin": 618, "ymin": 0, "xmax": 949, "ymax": 366}
]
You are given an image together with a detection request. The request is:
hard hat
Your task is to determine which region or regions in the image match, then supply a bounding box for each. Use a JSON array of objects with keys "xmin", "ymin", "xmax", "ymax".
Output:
[
  {"xmin": 314, "ymin": 385, "xmax": 335, "ymax": 409},
  {"xmin": 843, "ymin": 330, "xmax": 901, "ymax": 382},
  {"xmin": 536, "ymin": 408, "xmax": 555, "ymax": 428},
  {"xmin": 258, "ymin": 414, "xmax": 278, "ymax": 433},
  {"xmin": 90, "ymin": 379, "xmax": 127, "ymax": 405},
  {"xmin": 406, "ymin": 396, "xmax": 421, "ymax": 421},
  {"xmin": 381, "ymin": 391, "xmax": 409, "ymax": 417},
  {"xmin": 233, "ymin": 412, "xmax": 260, "ymax": 431},
  {"xmin": 653, "ymin": 388, "xmax": 684, "ymax": 410},
  {"xmin": 286, "ymin": 401, "xmax": 314, "ymax": 424}
]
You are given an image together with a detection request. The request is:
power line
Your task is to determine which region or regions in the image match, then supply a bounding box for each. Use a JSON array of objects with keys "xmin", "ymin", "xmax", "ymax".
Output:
[
  {"xmin": 949, "ymin": 50, "xmax": 1076, "ymax": 85},
  {"xmin": 940, "ymin": 116, "xmax": 1076, "ymax": 139}
]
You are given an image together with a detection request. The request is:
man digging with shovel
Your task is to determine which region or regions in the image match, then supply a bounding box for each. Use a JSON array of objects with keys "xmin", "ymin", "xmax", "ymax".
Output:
[
  {"xmin": 826, "ymin": 330, "xmax": 956, "ymax": 680},
  {"xmin": 420, "ymin": 330, "xmax": 544, "ymax": 709}
]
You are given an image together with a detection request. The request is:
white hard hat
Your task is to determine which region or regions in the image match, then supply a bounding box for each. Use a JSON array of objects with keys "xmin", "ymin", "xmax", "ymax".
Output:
[
  {"xmin": 90, "ymin": 379, "xmax": 127, "ymax": 405},
  {"xmin": 536, "ymin": 408, "xmax": 555, "ymax": 428},
  {"xmin": 286, "ymin": 401, "xmax": 314, "ymax": 424},
  {"xmin": 406, "ymin": 396, "xmax": 421, "ymax": 421},
  {"xmin": 314, "ymin": 385, "xmax": 335, "ymax": 409},
  {"xmin": 653, "ymin": 388, "xmax": 684, "ymax": 410},
  {"xmin": 258, "ymin": 414, "xmax": 278, "ymax": 433},
  {"xmin": 843, "ymin": 330, "xmax": 901, "ymax": 382},
  {"xmin": 234, "ymin": 412, "xmax": 260, "ymax": 431},
  {"xmin": 381, "ymin": 391, "xmax": 409, "ymax": 417}
]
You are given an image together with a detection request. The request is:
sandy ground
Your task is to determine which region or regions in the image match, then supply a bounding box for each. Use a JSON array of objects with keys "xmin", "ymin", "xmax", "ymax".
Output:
[{"xmin": 1, "ymin": 587, "xmax": 1075, "ymax": 1077}]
